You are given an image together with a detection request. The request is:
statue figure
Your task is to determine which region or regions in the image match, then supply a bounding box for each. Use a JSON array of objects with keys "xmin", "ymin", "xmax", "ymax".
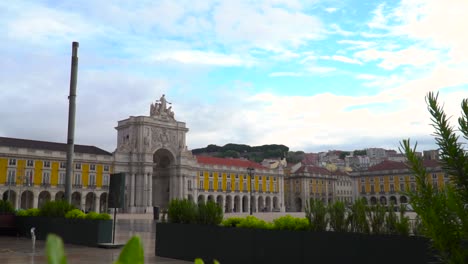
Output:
[{"xmin": 150, "ymin": 94, "xmax": 175, "ymax": 120}]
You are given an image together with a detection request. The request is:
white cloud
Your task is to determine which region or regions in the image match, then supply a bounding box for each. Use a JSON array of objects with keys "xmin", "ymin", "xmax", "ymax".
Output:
[
  {"xmin": 269, "ymin": 72, "xmax": 303, "ymax": 77},
  {"xmin": 152, "ymin": 50, "xmax": 256, "ymax": 67},
  {"xmin": 331, "ymin": 55, "xmax": 362, "ymax": 65},
  {"xmin": 307, "ymin": 66, "xmax": 336, "ymax": 73},
  {"xmin": 325, "ymin": 7, "xmax": 338, "ymax": 13},
  {"xmin": 354, "ymin": 46, "xmax": 439, "ymax": 70},
  {"xmin": 337, "ymin": 40, "xmax": 377, "ymax": 50},
  {"xmin": 213, "ymin": 1, "xmax": 324, "ymax": 50},
  {"xmin": 329, "ymin": 24, "xmax": 353, "ymax": 36}
]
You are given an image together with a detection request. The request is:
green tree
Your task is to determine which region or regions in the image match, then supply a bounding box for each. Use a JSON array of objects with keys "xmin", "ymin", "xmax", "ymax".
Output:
[{"xmin": 400, "ymin": 92, "xmax": 468, "ymax": 263}]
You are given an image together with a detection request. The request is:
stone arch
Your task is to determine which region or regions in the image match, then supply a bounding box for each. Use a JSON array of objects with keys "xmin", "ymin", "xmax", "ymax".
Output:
[
  {"xmin": 379, "ymin": 196, "xmax": 387, "ymax": 205},
  {"xmin": 2, "ymin": 190, "xmax": 17, "ymax": 208},
  {"xmin": 295, "ymin": 197, "xmax": 302, "ymax": 212},
  {"xmin": 216, "ymin": 195, "xmax": 223, "ymax": 208},
  {"xmin": 100, "ymin": 193, "xmax": 108, "ymax": 213},
  {"xmin": 400, "ymin": 196, "xmax": 408, "ymax": 204},
  {"xmin": 197, "ymin": 194, "xmax": 205, "ymax": 204},
  {"xmin": 273, "ymin": 196, "xmax": 279, "ymax": 210},
  {"xmin": 55, "ymin": 191, "xmax": 65, "ymax": 201},
  {"xmin": 265, "ymin": 196, "xmax": 272, "ymax": 212},
  {"xmin": 207, "ymin": 195, "xmax": 215, "ymax": 203},
  {"xmin": 242, "ymin": 196, "xmax": 249, "ymax": 213},
  {"xmin": 71, "ymin": 192, "xmax": 81, "ymax": 209},
  {"xmin": 251, "ymin": 196, "xmax": 257, "ymax": 213},
  {"xmin": 21, "ymin": 190, "xmax": 34, "ymax": 209},
  {"xmin": 258, "ymin": 196, "xmax": 265, "ymax": 212},
  {"xmin": 370, "ymin": 196, "xmax": 377, "ymax": 205},
  {"xmin": 38, "ymin": 191, "xmax": 51, "ymax": 208},
  {"xmin": 85, "ymin": 192, "xmax": 96, "ymax": 212},
  {"xmin": 153, "ymin": 148, "xmax": 176, "ymax": 210},
  {"xmin": 234, "ymin": 195, "xmax": 241, "ymax": 212},
  {"xmin": 225, "ymin": 195, "xmax": 233, "ymax": 213},
  {"xmin": 390, "ymin": 196, "xmax": 397, "ymax": 205}
]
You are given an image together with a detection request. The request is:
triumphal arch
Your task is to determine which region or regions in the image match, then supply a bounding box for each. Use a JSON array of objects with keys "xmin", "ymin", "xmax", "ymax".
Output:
[{"xmin": 113, "ymin": 95, "xmax": 198, "ymax": 213}]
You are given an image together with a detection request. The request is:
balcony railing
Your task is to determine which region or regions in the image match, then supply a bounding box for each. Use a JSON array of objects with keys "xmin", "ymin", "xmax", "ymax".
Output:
[
  {"xmin": 102, "ymin": 185, "xmax": 109, "ymax": 190},
  {"xmin": 5, "ymin": 182, "xmax": 16, "ymax": 186},
  {"xmin": 88, "ymin": 184, "xmax": 96, "ymax": 189},
  {"xmin": 73, "ymin": 184, "xmax": 83, "ymax": 188}
]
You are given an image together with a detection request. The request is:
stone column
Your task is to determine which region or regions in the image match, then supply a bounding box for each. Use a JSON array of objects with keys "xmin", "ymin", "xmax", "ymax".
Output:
[
  {"xmin": 144, "ymin": 173, "xmax": 148, "ymax": 207},
  {"xmin": 33, "ymin": 193, "xmax": 39, "ymax": 209},
  {"xmin": 130, "ymin": 173, "xmax": 135, "ymax": 207},
  {"xmin": 80, "ymin": 194, "xmax": 86, "ymax": 211},
  {"xmin": 94, "ymin": 195, "xmax": 100, "ymax": 212},
  {"xmin": 148, "ymin": 173, "xmax": 153, "ymax": 207}
]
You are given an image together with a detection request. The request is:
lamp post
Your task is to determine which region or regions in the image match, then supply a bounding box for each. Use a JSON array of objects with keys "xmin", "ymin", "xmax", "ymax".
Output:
[{"xmin": 247, "ymin": 167, "xmax": 255, "ymax": 215}]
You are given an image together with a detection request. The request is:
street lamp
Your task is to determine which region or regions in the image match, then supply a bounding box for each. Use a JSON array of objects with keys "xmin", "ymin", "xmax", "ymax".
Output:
[{"xmin": 247, "ymin": 167, "xmax": 255, "ymax": 215}]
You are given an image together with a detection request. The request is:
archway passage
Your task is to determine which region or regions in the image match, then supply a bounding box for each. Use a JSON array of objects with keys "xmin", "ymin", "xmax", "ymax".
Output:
[
  {"xmin": 187, "ymin": 194, "xmax": 194, "ymax": 202},
  {"xmin": 370, "ymin": 196, "xmax": 377, "ymax": 205},
  {"xmin": 72, "ymin": 192, "xmax": 81, "ymax": 209},
  {"xmin": 85, "ymin": 192, "xmax": 96, "ymax": 212},
  {"xmin": 390, "ymin": 196, "xmax": 397, "ymax": 205},
  {"xmin": 379, "ymin": 196, "xmax": 387, "ymax": 205},
  {"xmin": 197, "ymin": 195, "xmax": 205, "ymax": 204},
  {"xmin": 21, "ymin": 191, "xmax": 34, "ymax": 209},
  {"xmin": 242, "ymin": 196, "xmax": 248, "ymax": 213},
  {"xmin": 100, "ymin": 193, "xmax": 108, "ymax": 213},
  {"xmin": 295, "ymin": 197, "xmax": 302, "ymax": 212},
  {"xmin": 38, "ymin": 191, "xmax": 51, "ymax": 208},
  {"xmin": 400, "ymin": 196, "xmax": 408, "ymax": 204},
  {"xmin": 153, "ymin": 148, "xmax": 175, "ymax": 210},
  {"xmin": 216, "ymin": 195, "xmax": 223, "ymax": 209},
  {"xmin": 265, "ymin": 196, "xmax": 272, "ymax": 212},
  {"xmin": 273, "ymin": 197, "xmax": 279, "ymax": 210},
  {"xmin": 258, "ymin": 196, "xmax": 265, "ymax": 212},
  {"xmin": 234, "ymin": 196, "xmax": 241, "ymax": 213},
  {"xmin": 3, "ymin": 190, "xmax": 17, "ymax": 208},
  {"xmin": 55, "ymin": 191, "xmax": 65, "ymax": 201},
  {"xmin": 225, "ymin": 195, "xmax": 232, "ymax": 213}
]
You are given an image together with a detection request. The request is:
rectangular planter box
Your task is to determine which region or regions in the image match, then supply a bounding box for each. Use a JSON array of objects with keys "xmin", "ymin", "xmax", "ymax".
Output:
[
  {"xmin": 16, "ymin": 216, "xmax": 112, "ymax": 247},
  {"xmin": 156, "ymin": 223, "xmax": 433, "ymax": 264},
  {"xmin": 0, "ymin": 214, "xmax": 17, "ymax": 236}
]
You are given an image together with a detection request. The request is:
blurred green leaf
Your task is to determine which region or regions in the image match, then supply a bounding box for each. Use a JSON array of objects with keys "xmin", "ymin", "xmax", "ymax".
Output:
[
  {"xmin": 46, "ymin": 234, "xmax": 66, "ymax": 264},
  {"xmin": 115, "ymin": 236, "xmax": 144, "ymax": 264}
]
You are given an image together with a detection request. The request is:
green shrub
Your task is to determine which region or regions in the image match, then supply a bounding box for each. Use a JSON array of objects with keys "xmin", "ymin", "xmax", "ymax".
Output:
[
  {"xmin": 65, "ymin": 209, "xmax": 86, "ymax": 219},
  {"xmin": 272, "ymin": 215, "xmax": 309, "ymax": 231},
  {"xmin": 346, "ymin": 198, "xmax": 370, "ymax": 234},
  {"xmin": 168, "ymin": 199, "xmax": 198, "ymax": 224},
  {"xmin": 85, "ymin": 212, "xmax": 99, "ymax": 219},
  {"xmin": 96, "ymin": 213, "xmax": 111, "ymax": 220},
  {"xmin": 328, "ymin": 201, "xmax": 347, "ymax": 232},
  {"xmin": 221, "ymin": 217, "xmax": 244, "ymax": 227},
  {"xmin": 17, "ymin": 208, "xmax": 40, "ymax": 217},
  {"xmin": 0, "ymin": 200, "xmax": 15, "ymax": 214},
  {"xmin": 40, "ymin": 200, "xmax": 75, "ymax": 217},
  {"xmin": 367, "ymin": 203, "xmax": 386, "ymax": 234},
  {"xmin": 305, "ymin": 199, "xmax": 328, "ymax": 232},
  {"xmin": 197, "ymin": 201, "xmax": 223, "ymax": 226},
  {"xmin": 236, "ymin": 216, "xmax": 272, "ymax": 229}
]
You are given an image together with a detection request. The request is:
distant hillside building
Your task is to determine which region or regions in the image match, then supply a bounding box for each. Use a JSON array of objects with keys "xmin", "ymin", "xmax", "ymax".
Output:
[
  {"xmin": 423, "ymin": 149, "xmax": 439, "ymax": 160},
  {"xmin": 0, "ymin": 137, "xmax": 112, "ymax": 212}
]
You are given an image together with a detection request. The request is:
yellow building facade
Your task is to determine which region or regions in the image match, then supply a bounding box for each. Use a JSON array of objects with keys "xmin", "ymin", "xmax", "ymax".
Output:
[
  {"xmin": 355, "ymin": 160, "xmax": 447, "ymax": 205},
  {"xmin": 0, "ymin": 137, "xmax": 113, "ymax": 212}
]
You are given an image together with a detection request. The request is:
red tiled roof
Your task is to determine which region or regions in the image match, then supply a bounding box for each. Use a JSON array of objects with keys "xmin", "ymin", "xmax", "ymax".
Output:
[
  {"xmin": 0, "ymin": 136, "xmax": 112, "ymax": 156},
  {"xmin": 195, "ymin": 155, "xmax": 266, "ymax": 169},
  {"xmin": 367, "ymin": 159, "xmax": 441, "ymax": 172},
  {"xmin": 295, "ymin": 165, "xmax": 330, "ymax": 175}
]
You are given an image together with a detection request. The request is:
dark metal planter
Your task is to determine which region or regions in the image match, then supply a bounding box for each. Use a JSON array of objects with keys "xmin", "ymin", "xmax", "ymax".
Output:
[
  {"xmin": 156, "ymin": 223, "xmax": 433, "ymax": 264},
  {"xmin": 0, "ymin": 214, "xmax": 17, "ymax": 236},
  {"xmin": 16, "ymin": 216, "xmax": 112, "ymax": 247}
]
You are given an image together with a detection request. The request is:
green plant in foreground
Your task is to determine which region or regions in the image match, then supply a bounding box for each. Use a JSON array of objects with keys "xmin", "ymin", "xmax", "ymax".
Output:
[
  {"xmin": 194, "ymin": 258, "xmax": 220, "ymax": 264},
  {"xmin": 168, "ymin": 199, "xmax": 197, "ymax": 224},
  {"xmin": 346, "ymin": 198, "xmax": 370, "ymax": 234},
  {"xmin": 221, "ymin": 217, "xmax": 244, "ymax": 227},
  {"xmin": 367, "ymin": 203, "xmax": 386, "ymax": 234},
  {"xmin": 197, "ymin": 201, "xmax": 223, "ymax": 226},
  {"xmin": 272, "ymin": 215, "xmax": 309, "ymax": 231},
  {"xmin": 0, "ymin": 200, "xmax": 15, "ymax": 214},
  {"xmin": 236, "ymin": 216, "xmax": 273, "ymax": 229},
  {"xmin": 305, "ymin": 199, "xmax": 328, "ymax": 232},
  {"xmin": 16, "ymin": 208, "xmax": 40, "ymax": 217},
  {"xmin": 328, "ymin": 201, "xmax": 347, "ymax": 232},
  {"xmin": 46, "ymin": 234, "xmax": 144, "ymax": 264},
  {"xmin": 400, "ymin": 92, "xmax": 468, "ymax": 263}
]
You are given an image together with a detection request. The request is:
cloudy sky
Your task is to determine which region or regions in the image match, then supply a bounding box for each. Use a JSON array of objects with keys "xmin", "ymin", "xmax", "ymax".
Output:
[{"xmin": 0, "ymin": 0, "xmax": 467, "ymax": 153}]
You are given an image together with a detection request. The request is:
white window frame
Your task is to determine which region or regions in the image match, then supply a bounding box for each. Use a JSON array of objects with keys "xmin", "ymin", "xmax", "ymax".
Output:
[
  {"xmin": 89, "ymin": 174, "xmax": 96, "ymax": 186},
  {"xmin": 199, "ymin": 180, "xmax": 204, "ymax": 190},
  {"xmin": 74, "ymin": 173, "xmax": 82, "ymax": 186},
  {"xmin": 9, "ymin": 158, "xmax": 16, "ymax": 166},
  {"xmin": 60, "ymin": 162, "xmax": 66, "ymax": 169},
  {"xmin": 7, "ymin": 170, "xmax": 16, "ymax": 184},
  {"xmin": 217, "ymin": 181, "xmax": 222, "ymax": 191},
  {"xmin": 75, "ymin": 163, "xmax": 81, "ymax": 170},
  {"xmin": 188, "ymin": 180, "xmax": 192, "ymax": 190},
  {"xmin": 25, "ymin": 170, "xmax": 33, "ymax": 186},
  {"xmin": 103, "ymin": 174, "xmax": 110, "ymax": 186},
  {"xmin": 59, "ymin": 172, "xmax": 65, "ymax": 185},
  {"xmin": 226, "ymin": 181, "xmax": 231, "ymax": 191},
  {"xmin": 104, "ymin": 165, "xmax": 110, "ymax": 172},
  {"xmin": 42, "ymin": 171, "xmax": 50, "ymax": 184},
  {"xmin": 43, "ymin": 161, "xmax": 51, "ymax": 168},
  {"xmin": 90, "ymin": 164, "xmax": 96, "ymax": 171},
  {"xmin": 27, "ymin": 160, "xmax": 34, "ymax": 167},
  {"xmin": 235, "ymin": 181, "xmax": 239, "ymax": 191}
]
